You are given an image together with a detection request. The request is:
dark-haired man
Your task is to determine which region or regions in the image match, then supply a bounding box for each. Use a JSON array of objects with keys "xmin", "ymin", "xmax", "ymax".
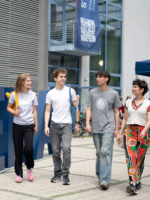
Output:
[
  {"xmin": 85, "ymin": 70, "xmax": 121, "ymax": 190},
  {"xmin": 44, "ymin": 68, "xmax": 79, "ymax": 185}
]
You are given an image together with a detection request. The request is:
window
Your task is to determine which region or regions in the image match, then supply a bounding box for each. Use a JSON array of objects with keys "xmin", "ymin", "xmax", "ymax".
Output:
[
  {"xmin": 65, "ymin": 57, "xmax": 79, "ymax": 69},
  {"xmin": 48, "ymin": 53, "xmax": 80, "ymax": 86},
  {"xmin": 48, "ymin": 67, "xmax": 55, "ymax": 83},
  {"xmin": 48, "ymin": 54, "xmax": 63, "ymax": 67},
  {"xmin": 107, "ymin": 0, "xmax": 122, "ymax": 5},
  {"xmin": 109, "ymin": 76, "xmax": 120, "ymax": 87},
  {"xmin": 48, "ymin": 67, "xmax": 79, "ymax": 85},
  {"xmin": 50, "ymin": 4, "xmax": 64, "ymax": 42},
  {"xmin": 53, "ymin": 0, "xmax": 65, "ymax": 3},
  {"xmin": 107, "ymin": 4, "xmax": 121, "ymax": 18},
  {"xmin": 90, "ymin": 16, "xmax": 105, "ymax": 72},
  {"xmin": 107, "ymin": 18, "xmax": 121, "ymax": 74},
  {"xmin": 98, "ymin": 0, "xmax": 106, "ymax": 15},
  {"xmin": 65, "ymin": 5, "xmax": 75, "ymax": 22},
  {"xmin": 90, "ymin": 72, "xmax": 97, "ymax": 87},
  {"xmin": 51, "ymin": 4, "xmax": 63, "ymax": 24},
  {"xmin": 66, "ymin": 69, "xmax": 79, "ymax": 85},
  {"xmin": 65, "ymin": 0, "xmax": 76, "ymax": 6}
]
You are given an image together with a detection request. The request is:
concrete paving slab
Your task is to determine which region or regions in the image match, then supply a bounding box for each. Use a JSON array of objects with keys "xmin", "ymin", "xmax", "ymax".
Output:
[
  {"xmin": 55, "ymin": 183, "xmax": 150, "ymax": 200},
  {"xmin": 0, "ymin": 191, "xmax": 38, "ymax": 200},
  {"xmin": 71, "ymin": 147, "xmax": 96, "ymax": 160},
  {"xmin": 71, "ymin": 137, "xmax": 93, "ymax": 146},
  {"xmin": 0, "ymin": 137, "xmax": 150, "ymax": 200}
]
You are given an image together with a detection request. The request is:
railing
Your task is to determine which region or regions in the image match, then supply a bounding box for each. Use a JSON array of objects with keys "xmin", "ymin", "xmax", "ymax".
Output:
[
  {"xmin": 49, "ymin": 21, "xmax": 101, "ymax": 55},
  {"xmin": 49, "ymin": 21, "xmax": 76, "ymax": 46}
]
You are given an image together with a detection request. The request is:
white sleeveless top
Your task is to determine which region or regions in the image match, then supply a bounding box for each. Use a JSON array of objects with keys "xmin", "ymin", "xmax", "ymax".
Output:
[{"xmin": 126, "ymin": 99, "xmax": 150, "ymax": 126}]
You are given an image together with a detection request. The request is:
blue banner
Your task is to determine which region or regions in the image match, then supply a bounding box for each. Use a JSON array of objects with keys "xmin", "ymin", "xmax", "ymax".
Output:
[{"xmin": 75, "ymin": 0, "xmax": 101, "ymax": 53}]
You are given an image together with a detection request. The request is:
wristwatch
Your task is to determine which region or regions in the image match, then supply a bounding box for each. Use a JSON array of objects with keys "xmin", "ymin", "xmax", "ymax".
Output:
[{"xmin": 75, "ymin": 121, "xmax": 80, "ymax": 124}]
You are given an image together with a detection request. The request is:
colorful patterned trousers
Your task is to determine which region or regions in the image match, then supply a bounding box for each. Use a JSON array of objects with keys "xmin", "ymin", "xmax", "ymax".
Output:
[{"xmin": 124, "ymin": 124, "xmax": 150, "ymax": 185}]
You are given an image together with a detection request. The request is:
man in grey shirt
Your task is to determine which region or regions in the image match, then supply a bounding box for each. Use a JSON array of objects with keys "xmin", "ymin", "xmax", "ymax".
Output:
[{"xmin": 85, "ymin": 70, "xmax": 121, "ymax": 190}]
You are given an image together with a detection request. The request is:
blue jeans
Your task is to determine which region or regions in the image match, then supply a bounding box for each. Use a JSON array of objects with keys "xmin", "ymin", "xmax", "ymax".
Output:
[{"xmin": 93, "ymin": 133, "xmax": 114, "ymax": 185}]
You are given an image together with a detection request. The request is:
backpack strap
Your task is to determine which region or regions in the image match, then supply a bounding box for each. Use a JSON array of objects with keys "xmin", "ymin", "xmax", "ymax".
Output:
[
  {"xmin": 69, "ymin": 87, "xmax": 73, "ymax": 107},
  {"xmin": 14, "ymin": 91, "xmax": 19, "ymax": 109},
  {"xmin": 5, "ymin": 92, "xmax": 11, "ymax": 99}
]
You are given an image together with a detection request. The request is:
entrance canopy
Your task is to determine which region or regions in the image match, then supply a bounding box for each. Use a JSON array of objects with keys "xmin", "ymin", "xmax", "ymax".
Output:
[{"xmin": 135, "ymin": 60, "xmax": 150, "ymax": 76}]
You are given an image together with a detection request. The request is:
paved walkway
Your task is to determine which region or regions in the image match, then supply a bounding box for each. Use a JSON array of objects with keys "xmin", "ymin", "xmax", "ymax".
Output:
[{"xmin": 0, "ymin": 137, "xmax": 150, "ymax": 200}]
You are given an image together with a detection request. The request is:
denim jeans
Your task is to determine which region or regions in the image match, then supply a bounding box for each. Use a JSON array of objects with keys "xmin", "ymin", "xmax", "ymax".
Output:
[
  {"xmin": 93, "ymin": 133, "xmax": 114, "ymax": 185},
  {"xmin": 50, "ymin": 121, "xmax": 72, "ymax": 176}
]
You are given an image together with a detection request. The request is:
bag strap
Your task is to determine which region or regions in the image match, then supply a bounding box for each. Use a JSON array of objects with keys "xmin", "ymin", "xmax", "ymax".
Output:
[
  {"xmin": 5, "ymin": 92, "xmax": 11, "ymax": 99},
  {"xmin": 14, "ymin": 91, "xmax": 19, "ymax": 108},
  {"xmin": 69, "ymin": 87, "xmax": 73, "ymax": 107}
]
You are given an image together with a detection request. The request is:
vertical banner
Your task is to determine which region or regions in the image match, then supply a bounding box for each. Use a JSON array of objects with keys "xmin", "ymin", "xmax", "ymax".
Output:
[{"xmin": 75, "ymin": 0, "xmax": 101, "ymax": 53}]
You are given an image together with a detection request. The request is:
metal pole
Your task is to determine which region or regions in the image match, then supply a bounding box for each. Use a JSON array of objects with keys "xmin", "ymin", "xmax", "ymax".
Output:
[
  {"xmin": 65, "ymin": 22, "xmax": 66, "ymax": 45},
  {"xmin": 73, "ymin": 23, "xmax": 74, "ymax": 46}
]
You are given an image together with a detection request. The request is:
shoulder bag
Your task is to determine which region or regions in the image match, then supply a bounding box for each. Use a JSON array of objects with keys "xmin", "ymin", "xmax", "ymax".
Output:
[{"xmin": 5, "ymin": 91, "xmax": 19, "ymax": 118}]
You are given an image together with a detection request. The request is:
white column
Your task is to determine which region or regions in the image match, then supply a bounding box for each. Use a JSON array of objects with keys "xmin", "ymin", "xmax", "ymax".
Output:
[
  {"xmin": 122, "ymin": 0, "xmax": 150, "ymax": 101},
  {"xmin": 80, "ymin": 56, "xmax": 90, "ymax": 112}
]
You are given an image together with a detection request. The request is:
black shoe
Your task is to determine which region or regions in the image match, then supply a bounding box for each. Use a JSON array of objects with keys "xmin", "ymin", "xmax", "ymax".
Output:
[
  {"xmin": 126, "ymin": 184, "xmax": 137, "ymax": 195},
  {"xmin": 136, "ymin": 182, "xmax": 141, "ymax": 190},
  {"xmin": 62, "ymin": 175, "xmax": 70, "ymax": 185},
  {"xmin": 51, "ymin": 175, "xmax": 61, "ymax": 183},
  {"xmin": 100, "ymin": 182, "xmax": 109, "ymax": 190}
]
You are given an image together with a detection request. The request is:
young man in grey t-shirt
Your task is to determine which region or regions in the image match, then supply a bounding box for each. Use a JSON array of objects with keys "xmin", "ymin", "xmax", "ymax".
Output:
[{"xmin": 85, "ymin": 70, "xmax": 121, "ymax": 190}]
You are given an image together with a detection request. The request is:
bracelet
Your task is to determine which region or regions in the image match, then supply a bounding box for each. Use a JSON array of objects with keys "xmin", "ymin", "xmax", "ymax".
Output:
[{"xmin": 75, "ymin": 121, "xmax": 80, "ymax": 124}]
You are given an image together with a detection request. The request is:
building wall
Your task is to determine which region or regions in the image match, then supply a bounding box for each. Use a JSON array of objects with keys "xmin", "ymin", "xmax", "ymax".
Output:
[
  {"xmin": 122, "ymin": 0, "xmax": 150, "ymax": 101},
  {"xmin": 0, "ymin": 0, "xmax": 40, "ymax": 93},
  {"xmin": 38, "ymin": 0, "xmax": 49, "ymax": 91}
]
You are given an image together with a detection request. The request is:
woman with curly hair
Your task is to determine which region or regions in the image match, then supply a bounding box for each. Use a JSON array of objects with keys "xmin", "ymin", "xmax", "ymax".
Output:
[{"xmin": 117, "ymin": 79, "xmax": 150, "ymax": 195}]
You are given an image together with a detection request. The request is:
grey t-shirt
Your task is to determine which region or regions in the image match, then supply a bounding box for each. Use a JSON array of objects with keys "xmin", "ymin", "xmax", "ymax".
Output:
[
  {"xmin": 85, "ymin": 87, "xmax": 121, "ymax": 134},
  {"xmin": 9, "ymin": 90, "xmax": 38, "ymax": 125}
]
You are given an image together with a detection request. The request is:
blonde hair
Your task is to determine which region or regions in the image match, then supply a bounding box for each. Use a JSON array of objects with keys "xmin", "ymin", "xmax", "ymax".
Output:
[{"xmin": 15, "ymin": 73, "xmax": 30, "ymax": 92}]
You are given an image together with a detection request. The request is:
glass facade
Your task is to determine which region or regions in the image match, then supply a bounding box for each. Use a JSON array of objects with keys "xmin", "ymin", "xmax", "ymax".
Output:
[
  {"xmin": 107, "ymin": 18, "xmax": 121, "ymax": 74},
  {"xmin": 90, "ymin": 15, "xmax": 105, "ymax": 72},
  {"xmin": 48, "ymin": 52, "xmax": 80, "ymax": 92},
  {"xmin": 98, "ymin": 1, "xmax": 106, "ymax": 14},
  {"xmin": 48, "ymin": 0, "xmax": 79, "ymax": 93},
  {"xmin": 107, "ymin": 4, "xmax": 121, "ymax": 18},
  {"xmin": 108, "ymin": 0, "xmax": 122, "ymax": 5},
  {"xmin": 48, "ymin": 0, "xmax": 122, "ymax": 97},
  {"xmin": 90, "ymin": 0, "xmax": 122, "ymax": 94}
]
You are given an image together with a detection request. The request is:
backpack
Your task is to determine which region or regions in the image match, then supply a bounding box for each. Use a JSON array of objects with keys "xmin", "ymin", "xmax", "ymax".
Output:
[{"xmin": 5, "ymin": 91, "xmax": 19, "ymax": 118}]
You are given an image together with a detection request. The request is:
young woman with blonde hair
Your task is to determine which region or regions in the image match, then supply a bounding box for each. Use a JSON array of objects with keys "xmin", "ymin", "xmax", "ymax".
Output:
[{"xmin": 7, "ymin": 74, "xmax": 38, "ymax": 183}]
